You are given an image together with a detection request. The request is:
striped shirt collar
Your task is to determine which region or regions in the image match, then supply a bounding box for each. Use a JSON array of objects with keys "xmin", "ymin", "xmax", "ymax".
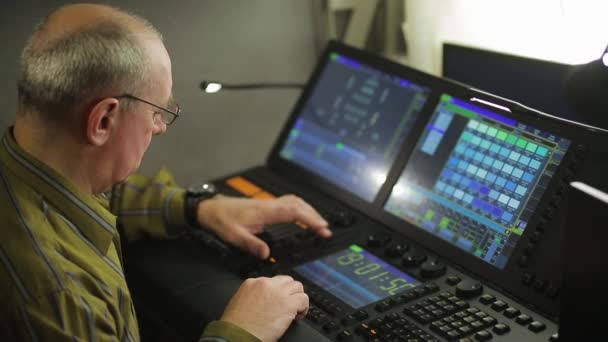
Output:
[{"xmin": 0, "ymin": 128, "xmax": 117, "ymax": 253}]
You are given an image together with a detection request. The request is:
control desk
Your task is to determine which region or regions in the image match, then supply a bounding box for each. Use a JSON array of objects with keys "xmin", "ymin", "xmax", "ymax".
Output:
[{"xmin": 127, "ymin": 41, "xmax": 608, "ymax": 342}]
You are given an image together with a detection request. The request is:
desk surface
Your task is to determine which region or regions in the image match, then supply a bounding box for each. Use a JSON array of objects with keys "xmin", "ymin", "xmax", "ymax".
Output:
[{"xmin": 125, "ymin": 237, "xmax": 329, "ymax": 342}]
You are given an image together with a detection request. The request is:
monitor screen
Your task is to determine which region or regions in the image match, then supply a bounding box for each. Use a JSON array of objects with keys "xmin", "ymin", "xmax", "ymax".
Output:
[
  {"xmin": 385, "ymin": 94, "xmax": 571, "ymax": 269},
  {"xmin": 442, "ymin": 43, "xmax": 582, "ymax": 123},
  {"xmin": 279, "ymin": 53, "xmax": 431, "ymax": 202},
  {"xmin": 294, "ymin": 244, "xmax": 420, "ymax": 309}
]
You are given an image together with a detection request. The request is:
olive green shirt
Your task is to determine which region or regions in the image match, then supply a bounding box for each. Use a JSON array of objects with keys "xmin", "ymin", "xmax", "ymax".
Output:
[{"xmin": 0, "ymin": 129, "xmax": 259, "ymax": 342}]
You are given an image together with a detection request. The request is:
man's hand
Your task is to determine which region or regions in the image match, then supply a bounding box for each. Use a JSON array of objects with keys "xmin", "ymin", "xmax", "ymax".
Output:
[
  {"xmin": 221, "ymin": 275, "xmax": 309, "ymax": 342},
  {"xmin": 197, "ymin": 194, "xmax": 331, "ymax": 259}
]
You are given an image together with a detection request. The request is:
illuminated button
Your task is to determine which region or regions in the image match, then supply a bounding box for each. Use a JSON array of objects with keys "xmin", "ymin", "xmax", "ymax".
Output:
[
  {"xmin": 455, "ymin": 311, "xmax": 469, "ymax": 319},
  {"xmin": 492, "ymin": 323, "xmax": 510, "ymax": 335},
  {"xmin": 463, "ymin": 316, "xmax": 477, "ymax": 324},
  {"xmin": 354, "ymin": 323, "xmax": 371, "ymax": 336},
  {"xmin": 470, "ymin": 321, "xmax": 485, "ymax": 331},
  {"xmin": 458, "ymin": 325, "xmax": 474, "ymax": 336},
  {"xmin": 455, "ymin": 301, "xmax": 470, "ymax": 310},
  {"xmin": 375, "ymin": 300, "xmax": 392, "ymax": 312},
  {"xmin": 252, "ymin": 191, "xmax": 275, "ymax": 199},
  {"xmin": 446, "ymin": 275, "xmax": 461, "ymax": 286},
  {"xmin": 438, "ymin": 325, "xmax": 453, "ymax": 335},
  {"xmin": 481, "ymin": 316, "xmax": 497, "ymax": 327},
  {"xmin": 515, "ymin": 314, "xmax": 533, "ymax": 325},
  {"xmin": 446, "ymin": 330, "xmax": 462, "ymax": 340},
  {"xmin": 440, "ymin": 291, "xmax": 454, "ymax": 299},
  {"xmin": 490, "ymin": 301, "xmax": 508, "ymax": 312},
  {"xmin": 479, "ymin": 294, "xmax": 496, "ymax": 305},
  {"xmin": 466, "ymin": 307, "xmax": 480, "ymax": 315},
  {"xmin": 429, "ymin": 296, "xmax": 442, "ymax": 303},
  {"xmin": 443, "ymin": 304, "xmax": 458, "ymax": 314},
  {"xmin": 502, "ymin": 307, "xmax": 520, "ymax": 319},
  {"xmin": 474, "ymin": 330, "xmax": 493, "ymax": 341},
  {"xmin": 528, "ymin": 321, "xmax": 546, "ymax": 333},
  {"xmin": 225, "ymin": 176, "xmax": 261, "ymax": 196}
]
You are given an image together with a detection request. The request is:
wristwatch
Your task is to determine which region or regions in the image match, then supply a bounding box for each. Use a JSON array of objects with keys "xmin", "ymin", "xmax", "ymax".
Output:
[{"xmin": 185, "ymin": 182, "xmax": 217, "ymax": 227}]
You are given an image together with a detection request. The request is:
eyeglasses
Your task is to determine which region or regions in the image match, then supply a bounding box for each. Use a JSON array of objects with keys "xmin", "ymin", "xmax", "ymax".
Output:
[{"xmin": 115, "ymin": 94, "xmax": 181, "ymax": 125}]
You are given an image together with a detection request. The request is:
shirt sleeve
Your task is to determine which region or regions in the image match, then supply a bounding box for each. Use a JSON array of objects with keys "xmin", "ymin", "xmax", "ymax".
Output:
[
  {"xmin": 110, "ymin": 167, "xmax": 191, "ymax": 242},
  {"xmin": 201, "ymin": 320, "xmax": 262, "ymax": 342},
  {"xmin": 2, "ymin": 289, "xmax": 128, "ymax": 342}
]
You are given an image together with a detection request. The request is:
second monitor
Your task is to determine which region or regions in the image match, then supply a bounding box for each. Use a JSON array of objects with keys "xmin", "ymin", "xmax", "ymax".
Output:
[{"xmin": 385, "ymin": 94, "xmax": 571, "ymax": 269}]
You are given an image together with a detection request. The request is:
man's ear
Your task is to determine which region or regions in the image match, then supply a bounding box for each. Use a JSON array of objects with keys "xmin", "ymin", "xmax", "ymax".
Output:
[{"xmin": 86, "ymin": 98, "xmax": 121, "ymax": 146}]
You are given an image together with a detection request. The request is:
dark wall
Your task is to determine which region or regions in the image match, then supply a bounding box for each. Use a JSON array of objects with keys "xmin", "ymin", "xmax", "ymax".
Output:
[{"xmin": 0, "ymin": 0, "xmax": 318, "ymax": 185}]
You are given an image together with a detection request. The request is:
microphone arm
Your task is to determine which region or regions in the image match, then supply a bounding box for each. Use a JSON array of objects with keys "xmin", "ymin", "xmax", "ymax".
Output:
[{"xmin": 200, "ymin": 81, "xmax": 304, "ymax": 93}]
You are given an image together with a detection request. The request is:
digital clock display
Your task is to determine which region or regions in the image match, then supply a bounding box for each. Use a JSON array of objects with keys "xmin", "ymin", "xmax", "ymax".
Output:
[{"xmin": 294, "ymin": 244, "xmax": 420, "ymax": 309}]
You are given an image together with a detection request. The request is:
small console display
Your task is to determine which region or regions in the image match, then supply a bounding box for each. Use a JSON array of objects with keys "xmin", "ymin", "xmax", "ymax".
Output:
[
  {"xmin": 385, "ymin": 94, "xmax": 571, "ymax": 269},
  {"xmin": 294, "ymin": 244, "xmax": 420, "ymax": 309},
  {"xmin": 278, "ymin": 53, "xmax": 431, "ymax": 201}
]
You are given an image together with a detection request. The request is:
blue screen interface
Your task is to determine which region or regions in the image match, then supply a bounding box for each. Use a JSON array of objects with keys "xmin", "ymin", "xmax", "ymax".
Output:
[
  {"xmin": 279, "ymin": 53, "xmax": 430, "ymax": 202},
  {"xmin": 294, "ymin": 244, "xmax": 420, "ymax": 309},
  {"xmin": 385, "ymin": 94, "xmax": 571, "ymax": 269}
]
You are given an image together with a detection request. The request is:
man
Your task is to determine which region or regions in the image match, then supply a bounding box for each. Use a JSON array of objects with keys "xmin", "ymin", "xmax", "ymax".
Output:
[{"xmin": 0, "ymin": 3, "xmax": 331, "ymax": 342}]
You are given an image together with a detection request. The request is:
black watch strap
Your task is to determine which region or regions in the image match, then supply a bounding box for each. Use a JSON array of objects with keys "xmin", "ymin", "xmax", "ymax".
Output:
[
  {"xmin": 185, "ymin": 194, "xmax": 204, "ymax": 228},
  {"xmin": 184, "ymin": 182, "xmax": 217, "ymax": 228}
]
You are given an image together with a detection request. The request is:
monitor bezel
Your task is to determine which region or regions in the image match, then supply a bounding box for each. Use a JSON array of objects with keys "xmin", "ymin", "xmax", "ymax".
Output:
[
  {"xmin": 266, "ymin": 40, "xmax": 440, "ymax": 211},
  {"xmin": 370, "ymin": 81, "xmax": 608, "ymax": 318},
  {"xmin": 265, "ymin": 40, "xmax": 608, "ymax": 318}
]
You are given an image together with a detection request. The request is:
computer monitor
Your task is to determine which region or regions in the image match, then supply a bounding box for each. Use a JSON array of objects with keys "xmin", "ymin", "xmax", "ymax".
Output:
[
  {"xmin": 384, "ymin": 94, "xmax": 571, "ymax": 269},
  {"xmin": 277, "ymin": 52, "xmax": 431, "ymax": 202},
  {"xmin": 442, "ymin": 43, "xmax": 583, "ymax": 124}
]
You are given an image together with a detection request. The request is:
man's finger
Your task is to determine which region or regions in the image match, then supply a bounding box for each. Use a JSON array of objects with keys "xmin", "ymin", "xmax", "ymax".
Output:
[
  {"xmin": 283, "ymin": 279, "xmax": 304, "ymax": 295},
  {"xmin": 293, "ymin": 292, "xmax": 309, "ymax": 320},
  {"xmin": 227, "ymin": 226, "xmax": 270, "ymax": 259},
  {"xmin": 261, "ymin": 195, "xmax": 331, "ymax": 237}
]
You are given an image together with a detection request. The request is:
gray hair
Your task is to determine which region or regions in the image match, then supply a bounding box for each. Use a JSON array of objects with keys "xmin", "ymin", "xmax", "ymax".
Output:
[{"xmin": 17, "ymin": 10, "xmax": 162, "ymax": 125}]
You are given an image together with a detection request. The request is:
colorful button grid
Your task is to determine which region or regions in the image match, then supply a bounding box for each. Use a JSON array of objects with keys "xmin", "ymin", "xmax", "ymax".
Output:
[{"xmin": 434, "ymin": 120, "xmax": 553, "ymax": 225}]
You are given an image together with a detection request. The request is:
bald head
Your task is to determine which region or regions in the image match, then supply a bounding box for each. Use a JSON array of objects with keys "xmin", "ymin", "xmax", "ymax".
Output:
[
  {"xmin": 17, "ymin": 3, "xmax": 163, "ymax": 129},
  {"xmin": 39, "ymin": 4, "xmax": 159, "ymax": 46}
]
